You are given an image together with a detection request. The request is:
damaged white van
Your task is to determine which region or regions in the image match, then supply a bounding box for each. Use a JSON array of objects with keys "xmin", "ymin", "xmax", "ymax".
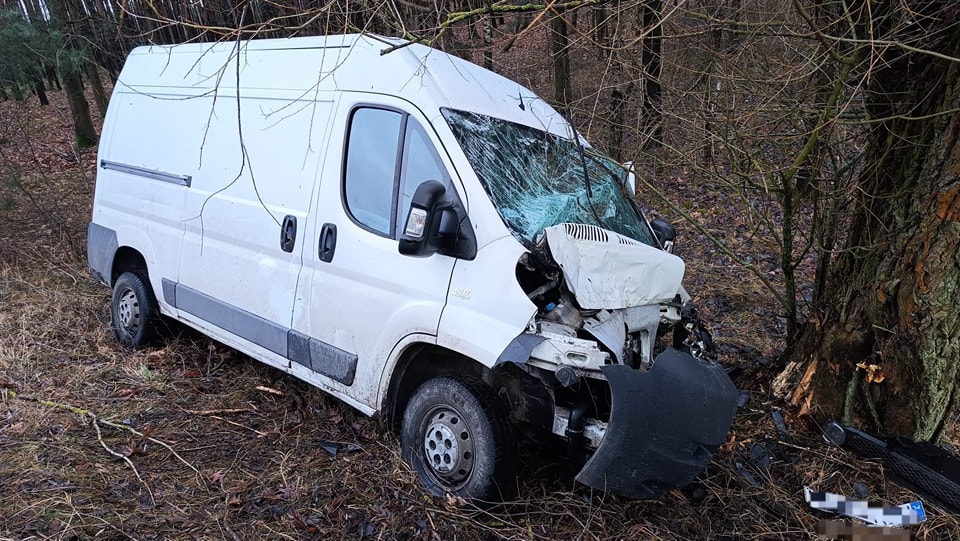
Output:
[{"xmin": 88, "ymin": 34, "xmax": 738, "ymax": 501}]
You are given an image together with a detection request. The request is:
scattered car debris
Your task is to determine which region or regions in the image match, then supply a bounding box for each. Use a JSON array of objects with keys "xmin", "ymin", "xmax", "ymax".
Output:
[
  {"xmin": 822, "ymin": 421, "xmax": 960, "ymax": 514},
  {"xmin": 804, "ymin": 487, "xmax": 926, "ymax": 527},
  {"xmin": 316, "ymin": 439, "xmax": 363, "ymax": 457},
  {"xmin": 770, "ymin": 410, "xmax": 788, "ymax": 439}
]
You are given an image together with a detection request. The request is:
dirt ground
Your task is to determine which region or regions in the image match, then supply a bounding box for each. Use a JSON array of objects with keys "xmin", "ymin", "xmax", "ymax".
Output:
[{"xmin": 1, "ymin": 86, "xmax": 958, "ymax": 540}]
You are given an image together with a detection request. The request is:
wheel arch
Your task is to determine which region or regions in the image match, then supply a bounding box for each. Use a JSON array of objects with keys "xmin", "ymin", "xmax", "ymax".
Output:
[
  {"xmin": 383, "ymin": 342, "xmax": 494, "ymax": 431},
  {"xmin": 111, "ymin": 246, "xmax": 149, "ymax": 285}
]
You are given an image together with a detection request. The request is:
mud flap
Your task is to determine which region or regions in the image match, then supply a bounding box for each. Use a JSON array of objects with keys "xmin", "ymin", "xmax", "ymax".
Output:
[{"xmin": 575, "ymin": 347, "xmax": 738, "ymax": 498}]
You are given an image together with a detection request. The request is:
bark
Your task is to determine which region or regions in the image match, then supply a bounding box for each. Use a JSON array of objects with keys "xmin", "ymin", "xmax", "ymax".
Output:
[
  {"xmin": 45, "ymin": 66, "xmax": 61, "ymax": 90},
  {"xmin": 550, "ymin": 8, "xmax": 571, "ymax": 108},
  {"xmin": 61, "ymin": 67, "xmax": 98, "ymax": 147},
  {"xmin": 639, "ymin": 0, "xmax": 662, "ymax": 149},
  {"xmin": 84, "ymin": 60, "xmax": 109, "ymax": 118},
  {"xmin": 32, "ymin": 76, "xmax": 48, "ymax": 106},
  {"xmin": 788, "ymin": 4, "xmax": 960, "ymax": 441},
  {"xmin": 607, "ymin": 87, "xmax": 627, "ymax": 161}
]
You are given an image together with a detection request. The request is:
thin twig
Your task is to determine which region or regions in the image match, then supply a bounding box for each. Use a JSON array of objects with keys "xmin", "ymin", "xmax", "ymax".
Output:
[{"xmin": 89, "ymin": 412, "xmax": 156, "ymax": 507}]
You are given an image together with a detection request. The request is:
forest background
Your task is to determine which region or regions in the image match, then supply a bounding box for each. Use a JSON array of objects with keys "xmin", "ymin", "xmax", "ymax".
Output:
[{"xmin": 1, "ymin": 0, "xmax": 959, "ymax": 538}]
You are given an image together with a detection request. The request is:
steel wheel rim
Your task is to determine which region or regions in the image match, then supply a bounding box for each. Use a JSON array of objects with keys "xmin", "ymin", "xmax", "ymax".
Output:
[
  {"xmin": 117, "ymin": 288, "xmax": 141, "ymax": 334},
  {"xmin": 422, "ymin": 406, "xmax": 475, "ymax": 485}
]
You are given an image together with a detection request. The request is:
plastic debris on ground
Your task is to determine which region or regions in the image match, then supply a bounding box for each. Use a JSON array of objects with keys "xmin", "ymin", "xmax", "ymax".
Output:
[
  {"xmin": 804, "ymin": 486, "xmax": 926, "ymax": 527},
  {"xmin": 316, "ymin": 438, "xmax": 363, "ymax": 457},
  {"xmin": 821, "ymin": 421, "xmax": 960, "ymax": 514}
]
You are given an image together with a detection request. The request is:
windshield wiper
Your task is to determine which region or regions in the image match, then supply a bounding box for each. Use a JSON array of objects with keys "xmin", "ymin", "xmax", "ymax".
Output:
[{"xmin": 563, "ymin": 108, "xmax": 592, "ymax": 199}]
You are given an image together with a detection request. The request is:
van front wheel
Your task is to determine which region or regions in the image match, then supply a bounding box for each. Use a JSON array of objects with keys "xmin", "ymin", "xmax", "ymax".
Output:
[
  {"xmin": 401, "ymin": 377, "xmax": 515, "ymax": 502},
  {"xmin": 111, "ymin": 272, "xmax": 161, "ymax": 348}
]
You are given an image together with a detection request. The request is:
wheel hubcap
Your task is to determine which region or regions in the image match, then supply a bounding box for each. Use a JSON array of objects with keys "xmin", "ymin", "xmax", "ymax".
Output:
[
  {"xmin": 117, "ymin": 288, "xmax": 141, "ymax": 333},
  {"xmin": 423, "ymin": 408, "xmax": 474, "ymax": 484}
]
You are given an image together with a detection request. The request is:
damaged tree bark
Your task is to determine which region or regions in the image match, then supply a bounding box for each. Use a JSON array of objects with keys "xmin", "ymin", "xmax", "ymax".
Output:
[{"xmin": 785, "ymin": 2, "xmax": 960, "ymax": 441}]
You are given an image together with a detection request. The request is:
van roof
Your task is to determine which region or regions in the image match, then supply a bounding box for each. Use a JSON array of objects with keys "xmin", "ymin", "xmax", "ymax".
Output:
[{"xmin": 122, "ymin": 34, "xmax": 571, "ymax": 137}]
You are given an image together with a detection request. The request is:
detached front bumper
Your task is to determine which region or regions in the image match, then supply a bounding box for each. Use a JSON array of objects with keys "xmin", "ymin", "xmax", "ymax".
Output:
[{"xmin": 575, "ymin": 347, "xmax": 738, "ymax": 498}]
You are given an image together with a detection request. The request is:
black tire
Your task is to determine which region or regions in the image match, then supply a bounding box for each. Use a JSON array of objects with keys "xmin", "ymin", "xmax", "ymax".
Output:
[
  {"xmin": 401, "ymin": 377, "xmax": 515, "ymax": 502},
  {"xmin": 111, "ymin": 271, "xmax": 162, "ymax": 348}
]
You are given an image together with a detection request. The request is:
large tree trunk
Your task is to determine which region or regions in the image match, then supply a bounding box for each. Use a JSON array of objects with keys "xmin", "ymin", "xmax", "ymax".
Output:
[{"xmin": 785, "ymin": 4, "xmax": 960, "ymax": 441}]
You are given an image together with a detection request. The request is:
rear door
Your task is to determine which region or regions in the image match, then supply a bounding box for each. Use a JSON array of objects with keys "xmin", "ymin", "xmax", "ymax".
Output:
[{"xmin": 290, "ymin": 94, "xmax": 465, "ymax": 409}]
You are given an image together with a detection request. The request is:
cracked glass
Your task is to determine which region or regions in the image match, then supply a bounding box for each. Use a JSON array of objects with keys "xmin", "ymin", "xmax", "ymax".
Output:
[{"xmin": 442, "ymin": 109, "xmax": 657, "ymax": 246}]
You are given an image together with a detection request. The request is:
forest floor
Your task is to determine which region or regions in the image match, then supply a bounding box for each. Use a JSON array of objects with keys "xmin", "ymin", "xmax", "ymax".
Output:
[{"xmin": 1, "ymin": 86, "xmax": 958, "ymax": 541}]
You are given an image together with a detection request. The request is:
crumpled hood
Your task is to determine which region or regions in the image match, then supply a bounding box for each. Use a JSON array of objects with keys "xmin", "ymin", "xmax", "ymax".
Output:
[{"xmin": 544, "ymin": 223, "xmax": 685, "ymax": 310}]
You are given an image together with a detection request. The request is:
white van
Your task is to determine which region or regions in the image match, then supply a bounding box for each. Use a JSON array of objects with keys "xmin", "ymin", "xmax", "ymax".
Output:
[{"xmin": 88, "ymin": 34, "xmax": 738, "ymax": 501}]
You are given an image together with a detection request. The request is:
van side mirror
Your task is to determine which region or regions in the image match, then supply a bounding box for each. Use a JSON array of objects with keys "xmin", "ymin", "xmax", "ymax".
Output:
[
  {"xmin": 399, "ymin": 181, "xmax": 477, "ymax": 260},
  {"xmin": 650, "ymin": 218, "xmax": 676, "ymax": 253}
]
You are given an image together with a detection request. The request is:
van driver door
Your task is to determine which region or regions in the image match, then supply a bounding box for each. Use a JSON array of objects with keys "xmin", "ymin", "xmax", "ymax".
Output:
[{"xmin": 290, "ymin": 94, "xmax": 466, "ymax": 411}]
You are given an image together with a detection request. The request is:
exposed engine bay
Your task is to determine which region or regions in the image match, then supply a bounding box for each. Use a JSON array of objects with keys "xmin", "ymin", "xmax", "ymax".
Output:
[{"xmin": 497, "ymin": 222, "xmax": 737, "ymax": 498}]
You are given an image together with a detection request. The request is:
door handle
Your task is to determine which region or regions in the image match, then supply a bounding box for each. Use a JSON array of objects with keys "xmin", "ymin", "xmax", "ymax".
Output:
[
  {"xmin": 318, "ymin": 223, "xmax": 337, "ymax": 263},
  {"xmin": 280, "ymin": 215, "xmax": 297, "ymax": 253}
]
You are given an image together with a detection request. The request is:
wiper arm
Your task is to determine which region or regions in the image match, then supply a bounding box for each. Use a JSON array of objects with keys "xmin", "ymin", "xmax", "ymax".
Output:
[{"xmin": 563, "ymin": 108, "xmax": 592, "ymax": 199}]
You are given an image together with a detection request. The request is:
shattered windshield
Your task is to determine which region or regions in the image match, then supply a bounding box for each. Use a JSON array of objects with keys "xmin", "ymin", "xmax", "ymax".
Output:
[{"xmin": 442, "ymin": 108, "xmax": 657, "ymax": 247}]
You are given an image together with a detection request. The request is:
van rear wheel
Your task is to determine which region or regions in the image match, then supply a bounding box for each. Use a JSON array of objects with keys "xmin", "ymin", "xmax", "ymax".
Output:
[
  {"xmin": 401, "ymin": 377, "xmax": 515, "ymax": 503},
  {"xmin": 111, "ymin": 272, "xmax": 161, "ymax": 348}
]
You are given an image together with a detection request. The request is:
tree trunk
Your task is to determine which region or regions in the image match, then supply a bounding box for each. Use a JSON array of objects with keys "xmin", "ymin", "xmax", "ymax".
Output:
[
  {"xmin": 84, "ymin": 60, "xmax": 109, "ymax": 118},
  {"xmin": 607, "ymin": 86, "xmax": 627, "ymax": 161},
  {"xmin": 551, "ymin": 8, "xmax": 571, "ymax": 108},
  {"xmin": 786, "ymin": 4, "xmax": 960, "ymax": 441},
  {"xmin": 32, "ymin": 76, "xmax": 48, "ymax": 106},
  {"xmin": 639, "ymin": 0, "xmax": 662, "ymax": 149},
  {"xmin": 61, "ymin": 67, "xmax": 98, "ymax": 147},
  {"xmin": 47, "ymin": 0, "xmax": 98, "ymax": 147},
  {"xmin": 46, "ymin": 66, "xmax": 61, "ymax": 90}
]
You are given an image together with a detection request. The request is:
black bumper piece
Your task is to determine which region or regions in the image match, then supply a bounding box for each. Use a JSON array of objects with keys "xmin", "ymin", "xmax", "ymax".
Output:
[{"xmin": 575, "ymin": 347, "xmax": 738, "ymax": 498}]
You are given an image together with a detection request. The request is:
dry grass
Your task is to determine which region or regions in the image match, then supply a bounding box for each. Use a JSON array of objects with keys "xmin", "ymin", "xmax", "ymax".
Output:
[{"xmin": 2, "ymin": 86, "xmax": 958, "ymax": 541}]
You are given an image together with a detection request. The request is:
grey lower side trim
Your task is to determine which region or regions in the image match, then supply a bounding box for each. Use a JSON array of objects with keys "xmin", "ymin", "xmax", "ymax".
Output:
[
  {"xmin": 174, "ymin": 283, "xmax": 288, "ymax": 357},
  {"xmin": 161, "ymin": 278, "xmax": 177, "ymax": 307},
  {"xmin": 496, "ymin": 333, "xmax": 547, "ymax": 364},
  {"xmin": 288, "ymin": 330, "xmax": 357, "ymax": 386},
  {"xmin": 87, "ymin": 222, "xmax": 118, "ymax": 285},
  {"xmin": 169, "ymin": 281, "xmax": 357, "ymax": 386},
  {"xmin": 100, "ymin": 159, "xmax": 192, "ymax": 187}
]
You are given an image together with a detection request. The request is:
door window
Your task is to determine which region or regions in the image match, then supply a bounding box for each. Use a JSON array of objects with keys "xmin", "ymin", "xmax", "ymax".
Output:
[
  {"xmin": 396, "ymin": 121, "xmax": 452, "ymax": 234},
  {"xmin": 343, "ymin": 106, "xmax": 457, "ymax": 239},
  {"xmin": 344, "ymin": 108, "xmax": 403, "ymax": 235}
]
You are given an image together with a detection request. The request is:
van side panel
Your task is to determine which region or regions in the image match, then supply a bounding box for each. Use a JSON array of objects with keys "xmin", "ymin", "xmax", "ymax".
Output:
[
  {"xmin": 174, "ymin": 91, "xmax": 330, "ymax": 348},
  {"xmin": 92, "ymin": 71, "xmax": 201, "ymax": 302}
]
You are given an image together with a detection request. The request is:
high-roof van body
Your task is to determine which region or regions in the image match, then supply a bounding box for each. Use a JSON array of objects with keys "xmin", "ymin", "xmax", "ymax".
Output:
[{"xmin": 89, "ymin": 34, "xmax": 737, "ymax": 500}]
